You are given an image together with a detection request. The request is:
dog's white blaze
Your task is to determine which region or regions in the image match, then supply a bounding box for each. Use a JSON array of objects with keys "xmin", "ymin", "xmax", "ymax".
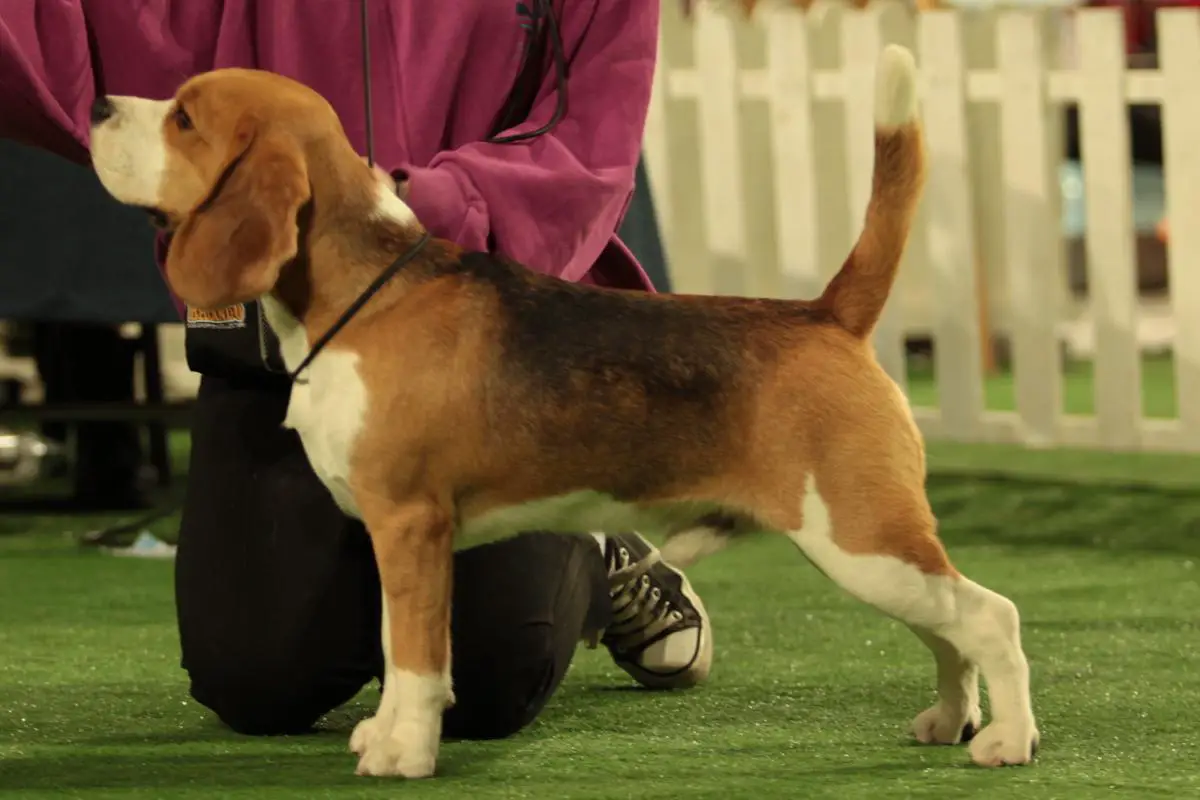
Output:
[
  {"xmin": 90, "ymin": 97, "xmax": 172, "ymax": 208},
  {"xmin": 786, "ymin": 474, "xmax": 1037, "ymax": 766},
  {"xmin": 261, "ymin": 295, "xmax": 368, "ymax": 518}
]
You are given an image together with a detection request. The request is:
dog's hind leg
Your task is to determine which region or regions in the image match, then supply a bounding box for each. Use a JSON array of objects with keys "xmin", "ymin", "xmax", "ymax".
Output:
[
  {"xmin": 908, "ymin": 625, "xmax": 982, "ymax": 745},
  {"xmin": 660, "ymin": 513, "xmax": 745, "ymax": 569},
  {"xmin": 783, "ymin": 473, "xmax": 1037, "ymax": 767}
]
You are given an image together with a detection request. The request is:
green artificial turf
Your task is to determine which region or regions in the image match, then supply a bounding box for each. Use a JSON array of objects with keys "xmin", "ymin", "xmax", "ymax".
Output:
[
  {"xmin": 907, "ymin": 353, "xmax": 1180, "ymax": 420},
  {"xmin": 2, "ymin": 440, "xmax": 1199, "ymax": 798}
]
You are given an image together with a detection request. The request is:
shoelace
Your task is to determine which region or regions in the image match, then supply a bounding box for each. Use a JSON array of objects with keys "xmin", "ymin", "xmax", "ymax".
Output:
[{"xmin": 602, "ymin": 546, "xmax": 686, "ymax": 654}]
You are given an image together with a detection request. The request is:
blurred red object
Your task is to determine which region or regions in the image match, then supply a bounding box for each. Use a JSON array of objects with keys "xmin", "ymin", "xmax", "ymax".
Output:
[{"xmin": 1086, "ymin": 0, "xmax": 1200, "ymax": 55}]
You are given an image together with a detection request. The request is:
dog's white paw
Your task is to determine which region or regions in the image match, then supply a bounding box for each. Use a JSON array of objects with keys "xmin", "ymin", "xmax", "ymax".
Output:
[
  {"xmin": 354, "ymin": 720, "xmax": 439, "ymax": 779},
  {"xmin": 911, "ymin": 700, "xmax": 982, "ymax": 745},
  {"xmin": 968, "ymin": 719, "xmax": 1039, "ymax": 767},
  {"xmin": 350, "ymin": 714, "xmax": 384, "ymax": 757}
]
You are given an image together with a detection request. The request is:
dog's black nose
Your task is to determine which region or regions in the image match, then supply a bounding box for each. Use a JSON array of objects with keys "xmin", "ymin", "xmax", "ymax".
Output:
[{"xmin": 90, "ymin": 96, "xmax": 115, "ymax": 125}]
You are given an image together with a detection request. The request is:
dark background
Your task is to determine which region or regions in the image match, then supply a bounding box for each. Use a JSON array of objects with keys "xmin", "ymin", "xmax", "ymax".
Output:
[{"xmin": 0, "ymin": 140, "xmax": 178, "ymax": 325}]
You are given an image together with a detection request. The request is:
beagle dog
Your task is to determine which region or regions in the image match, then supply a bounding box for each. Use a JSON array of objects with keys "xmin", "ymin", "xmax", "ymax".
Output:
[{"xmin": 88, "ymin": 44, "xmax": 1038, "ymax": 778}]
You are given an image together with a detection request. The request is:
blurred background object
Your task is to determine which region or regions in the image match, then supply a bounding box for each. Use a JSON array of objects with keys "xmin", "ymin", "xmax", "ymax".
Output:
[
  {"xmin": 0, "ymin": 426, "xmax": 66, "ymax": 487},
  {"xmin": 644, "ymin": 0, "xmax": 1200, "ymax": 451},
  {"xmin": 0, "ymin": 140, "xmax": 196, "ymax": 511}
]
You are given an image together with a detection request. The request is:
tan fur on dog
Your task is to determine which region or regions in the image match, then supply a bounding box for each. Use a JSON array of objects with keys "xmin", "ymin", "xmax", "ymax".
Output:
[{"xmin": 88, "ymin": 45, "xmax": 1037, "ymax": 779}]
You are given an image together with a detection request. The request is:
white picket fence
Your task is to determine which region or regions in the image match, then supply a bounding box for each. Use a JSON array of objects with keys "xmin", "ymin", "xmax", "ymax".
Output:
[{"xmin": 643, "ymin": 2, "xmax": 1200, "ymax": 452}]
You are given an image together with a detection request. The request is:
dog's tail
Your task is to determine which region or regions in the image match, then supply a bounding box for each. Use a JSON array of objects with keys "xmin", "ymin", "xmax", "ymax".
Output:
[{"xmin": 817, "ymin": 45, "xmax": 925, "ymax": 340}]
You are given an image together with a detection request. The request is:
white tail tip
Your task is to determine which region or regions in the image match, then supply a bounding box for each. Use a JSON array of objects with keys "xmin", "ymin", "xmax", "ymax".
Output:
[{"xmin": 874, "ymin": 44, "xmax": 918, "ymax": 130}]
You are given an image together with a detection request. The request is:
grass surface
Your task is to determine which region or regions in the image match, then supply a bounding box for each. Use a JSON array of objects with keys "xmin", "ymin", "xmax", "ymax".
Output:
[
  {"xmin": 907, "ymin": 353, "xmax": 1179, "ymax": 419},
  {"xmin": 2, "ymin": 441, "xmax": 1200, "ymax": 798}
]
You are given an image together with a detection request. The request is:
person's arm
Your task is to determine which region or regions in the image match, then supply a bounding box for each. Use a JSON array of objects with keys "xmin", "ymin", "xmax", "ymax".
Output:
[
  {"xmin": 0, "ymin": 1, "xmax": 93, "ymax": 163},
  {"xmin": 1, "ymin": 2, "xmax": 223, "ymax": 321},
  {"xmin": 392, "ymin": 0, "xmax": 659, "ymax": 283},
  {"xmin": 0, "ymin": 1, "xmax": 220, "ymax": 163}
]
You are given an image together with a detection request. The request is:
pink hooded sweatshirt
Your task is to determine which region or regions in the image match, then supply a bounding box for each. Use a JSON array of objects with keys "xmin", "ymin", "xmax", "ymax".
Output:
[{"xmin": 0, "ymin": 0, "xmax": 658, "ymax": 313}]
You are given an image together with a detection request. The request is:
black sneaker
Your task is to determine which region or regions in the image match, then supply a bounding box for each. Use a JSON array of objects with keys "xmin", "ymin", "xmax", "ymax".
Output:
[{"xmin": 599, "ymin": 532, "xmax": 712, "ymax": 689}]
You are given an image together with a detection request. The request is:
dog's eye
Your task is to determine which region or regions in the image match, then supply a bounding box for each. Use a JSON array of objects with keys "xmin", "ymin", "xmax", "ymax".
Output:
[{"xmin": 173, "ymin": 107, "xmax": 193, "ymax": 131}]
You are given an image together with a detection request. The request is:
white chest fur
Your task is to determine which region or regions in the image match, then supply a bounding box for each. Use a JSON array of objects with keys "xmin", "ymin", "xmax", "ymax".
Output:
[{"xmin": 261, "ymin": 296, "xmax": 369, "ymax": 518}]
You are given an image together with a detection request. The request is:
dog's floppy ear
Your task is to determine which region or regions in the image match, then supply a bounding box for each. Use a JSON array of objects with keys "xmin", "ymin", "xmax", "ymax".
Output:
[{"xmin": 165, "ymin": 128, "xmax": 310, "ymax": 311}]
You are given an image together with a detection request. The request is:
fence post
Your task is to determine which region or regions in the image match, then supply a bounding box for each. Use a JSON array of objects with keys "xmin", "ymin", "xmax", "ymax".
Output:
[
  {"xmin": 1077, "ymin": 8, "xmax": 1141, "ymax": 448},
  {"xmin": 644, "ymin": 24, "xmax": 674, "ymax": 261},
  {"xmin": 1159, "ymin": 9, "xmax": 1200, "ymax": 451},
  {"xmin": 996, "ymin": 10, "xmax": 1062, "ymax": 446},
  {"xmin": 693, "ymin": 4, "xmax": 749, "ymax": 296},
  {"xmin": 919, "ymin": 11, "xmax": 985, "ymax": 439},
  {"xmin": 766, "ymin": 7, "xmax": 822, "ymax": 301}
]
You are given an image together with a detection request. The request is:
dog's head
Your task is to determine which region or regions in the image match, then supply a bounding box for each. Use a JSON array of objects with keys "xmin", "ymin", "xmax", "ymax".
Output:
[{"xmin": 90, "ymin": 69, "xmax": 397, "ymax": 311}]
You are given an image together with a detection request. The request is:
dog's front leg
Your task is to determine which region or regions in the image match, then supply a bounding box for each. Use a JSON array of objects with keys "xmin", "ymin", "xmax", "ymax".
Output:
[{"xmin": 349, "ymin": 496, "xmax": 454, "ymax": 779}]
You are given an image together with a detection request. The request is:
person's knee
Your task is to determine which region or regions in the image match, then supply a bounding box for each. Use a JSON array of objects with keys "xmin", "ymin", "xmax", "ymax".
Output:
[
  {"xmin": 187, "ymin": 658, "xmax": 370, "ymax": 736},
  {"xmin": 444, "ymin": 623, "xmax": 565, "ymax": 740}
]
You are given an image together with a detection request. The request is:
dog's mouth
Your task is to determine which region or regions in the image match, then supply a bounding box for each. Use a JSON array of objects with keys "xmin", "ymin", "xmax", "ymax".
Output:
[{"xmin": 138, "ymin": 207, "xmax": 172, "ymax": 230}]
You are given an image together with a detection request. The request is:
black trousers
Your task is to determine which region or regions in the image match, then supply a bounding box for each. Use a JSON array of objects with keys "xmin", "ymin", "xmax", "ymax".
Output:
[
  {"xmin": 617, "ymin": 154, "xmax": 671, "ymax": 292},
  {"xmin": 175, "ymin": 375, "xmax": 612, "ymax": 739}
]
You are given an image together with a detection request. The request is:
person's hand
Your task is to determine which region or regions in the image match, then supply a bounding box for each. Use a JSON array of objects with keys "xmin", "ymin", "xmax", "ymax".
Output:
[{"xmin": 361, "ymin": 156, "xmax": 408, "ymax": 199}]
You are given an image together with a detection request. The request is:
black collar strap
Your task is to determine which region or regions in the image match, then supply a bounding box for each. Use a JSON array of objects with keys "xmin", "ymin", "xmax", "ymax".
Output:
[{"xmin": 286, "ymin": 231, "xmax": 432, "ymax": 384}]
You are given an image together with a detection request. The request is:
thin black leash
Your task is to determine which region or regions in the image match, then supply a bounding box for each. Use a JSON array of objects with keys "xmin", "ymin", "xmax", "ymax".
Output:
[
  {"xmin": 283, "ymin": 0, "xmax": 425, "ymax": 385},
  {"xmin": 278, "ymin": 0, "xmax": 567, "ymax": 384},
  {"xmin": 360, "ymin": 0, "xmax": 375, "ymax": 167},
  {"xmin": 287, "ymin": 231, "xmax": 431, "ymax": 384},
  {"xmin": 487, "ymin": 0, "xmax": 569, "ymax": 144}
]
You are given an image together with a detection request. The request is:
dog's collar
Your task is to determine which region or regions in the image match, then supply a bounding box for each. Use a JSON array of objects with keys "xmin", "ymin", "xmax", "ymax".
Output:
[{"xmin": 284, "ymin": 230, "xmax": 432, "ymax": 385}]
